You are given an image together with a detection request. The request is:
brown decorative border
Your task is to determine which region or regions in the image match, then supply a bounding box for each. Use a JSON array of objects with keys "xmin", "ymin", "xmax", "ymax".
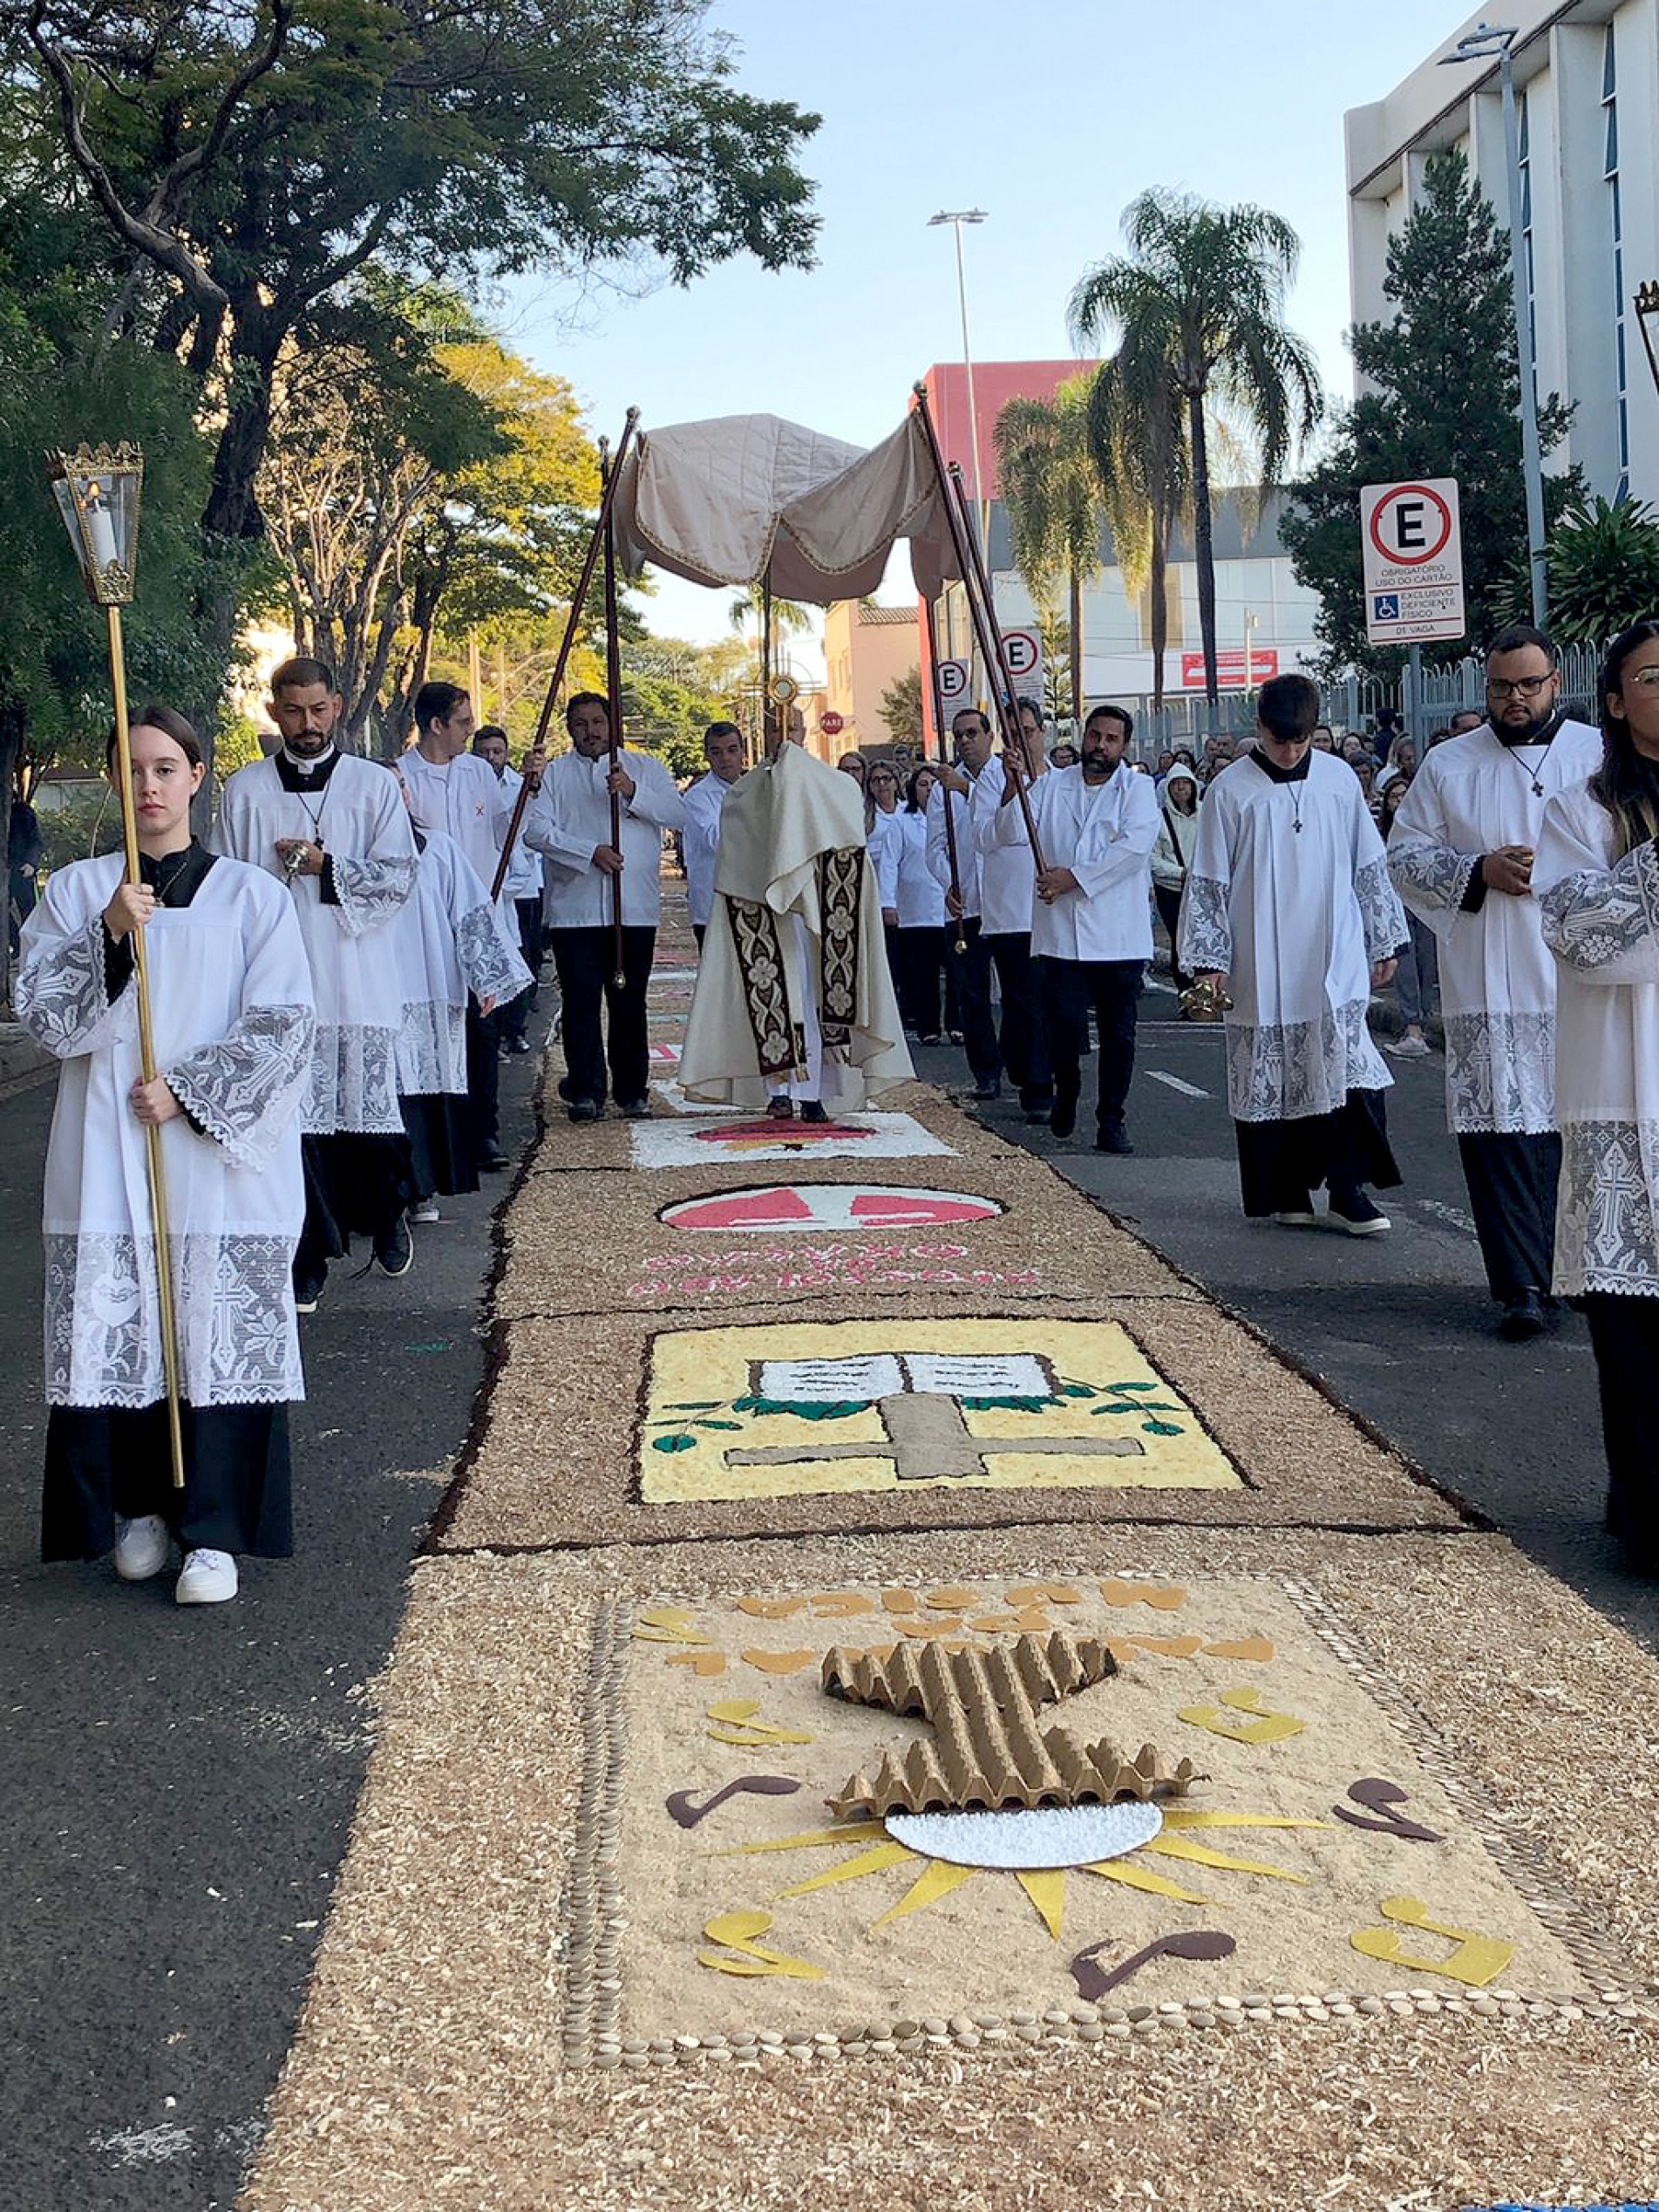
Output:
[
  {"xmin": 725, "ymin": 897, "xmax": 802, "ymax": 1080},
  {"xmin": 559, "ymin": 1577, "xmax": 1656, "ymax": 2071},
  {"xmin": 818, "ymin": 847, "xmax": 863, "ymax": 1048}
]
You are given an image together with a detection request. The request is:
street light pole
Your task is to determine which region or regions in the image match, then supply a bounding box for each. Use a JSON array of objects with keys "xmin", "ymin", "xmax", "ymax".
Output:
[
  {"xmin": 928, "ymin": 209, "xmax": 989, "ymax": 548},
  {"xmin": 1440, "ymin": 24, "xmax": 1547, "ymax": 625}
]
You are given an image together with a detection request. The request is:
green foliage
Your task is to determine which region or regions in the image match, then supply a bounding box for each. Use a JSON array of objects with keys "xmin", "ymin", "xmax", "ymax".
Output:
[
  {"xmin": 879, "ymin": 667, "xmax": 923, "ymax": 749},
  {"xmin": 621, "ymin": 669, "xmax": 729, "ymax": 780},
  {"xmin": 1281, "ymin": 151, "xmax": 1577, "ymax": 677},
  {"xmin": 1499, "ymin": 496, "xmax": 1659, "ymax": 645},
  {"xmin": 1071, "ymin": 188, "xmax": 1321, "ymax": 702}
]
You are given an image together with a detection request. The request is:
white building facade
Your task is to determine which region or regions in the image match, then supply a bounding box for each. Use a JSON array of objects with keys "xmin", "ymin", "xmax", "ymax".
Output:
[{"xmin": 1347, "ymin": 0, "xmax": 1659, "ymax": 505}]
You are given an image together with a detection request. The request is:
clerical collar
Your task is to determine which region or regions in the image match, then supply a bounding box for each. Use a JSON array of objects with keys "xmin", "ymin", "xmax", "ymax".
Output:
[
  {"xmin": 275, "ymin": 745, "xmax": 340, "ymax": 791},
  {"xmin": 1251, "ymin": 745, "xmax": 1312, "ymax": 785},
  {"xmin": 138, "ymin": 839, "xmax": 216, "ymax": 907},
  {"xmin": 1496, "ymin": 708, "xmax": 1564, "ymax": 752}
]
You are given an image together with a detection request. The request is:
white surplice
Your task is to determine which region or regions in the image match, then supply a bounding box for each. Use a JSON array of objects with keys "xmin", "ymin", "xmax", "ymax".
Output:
[
  {"xmin": 1387, "ymin": 718, "xmax": 1601, "ymax": 1132},
  {"xmin": 1179, "ymin": 749, "xmax": 1406, "ymax": 1122},
  {"xmin": 522, "ymin": 747, "xmax": 687, "ymax": 927},
  {"xmin": 1535, "ymin": 782, "xmax": 1659, "ymax": 1296},
  {"xmin": 987, "ymin": 762, "xmax": 1159, "ymax": 962},
  {"xmin": 398, "ymin": 748, "xmax": 514, "ymax": 895},
  {"xmin": 213, "ymin": 753, "xmax": 418, "ymax": 1135},
  {"xmin": 394, "ymin": 830, "xmax": 533, "ymax": 1099},
  {"xmin": 15, "ymin": 854, "xmax": 315, "ymax": 1409},
  {"xmin": 678, "ymin": 741, "xmax": 911, "ymax": 1110}
]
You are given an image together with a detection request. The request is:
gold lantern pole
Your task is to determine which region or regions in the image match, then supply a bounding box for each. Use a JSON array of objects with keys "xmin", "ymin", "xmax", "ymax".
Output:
[{"xmin": 46, "ymin": 444, "xmax": 186, "ymax": 1490}]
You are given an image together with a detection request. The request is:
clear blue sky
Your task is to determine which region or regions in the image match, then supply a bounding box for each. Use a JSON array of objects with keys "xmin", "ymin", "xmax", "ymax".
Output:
[{"xmin": 497, "ymin": 0, "xmax": 1473, "ymax": 650}]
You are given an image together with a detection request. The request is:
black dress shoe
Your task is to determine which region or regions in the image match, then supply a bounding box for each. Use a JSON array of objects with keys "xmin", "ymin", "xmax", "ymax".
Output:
[
  {"xmin": 1094, "ymin": 1126, "xmax": 1135, "ymax": 1155},
  {"xmin": 617, "ymin": 1098, "xmax": 651, "ymax": 1120},
  {"xmin": 799, "ymin": 1099, "xmax": 829, "ymax": 1124},
  {"xmin": 478, "ymin": 1147, "xmax": 510, "ymax": 1171},
  {"xmin": 1050, "ymin": 1092, "xmax": 1078, "ymax": 1140},
  {"xmin": 1498, "ymin": 1289, "xmax": 1547, "ymax": 1341},
  {"xmin": 567, "ymin": 1099, "xmax": 601, "ymax": 1123}
]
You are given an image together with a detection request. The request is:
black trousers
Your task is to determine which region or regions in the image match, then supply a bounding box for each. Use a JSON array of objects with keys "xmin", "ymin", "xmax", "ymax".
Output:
[
  {"xmin": 1042, "ymin": 956, "xmax": 1143, "ymax": 1138},
  {"xmin": 1153, "ymin": 883, "xmax": 1193, "ymax": 993},
  {"xmin": 43, "ymin": 1400, "xmax": 292, "ymax": 1561},
  {"xmin": 296, "ymin": 1131, "xmax": 416, "ymax": 1292},
  {"xmin": 550, "ymin": 923, "xmax": 656, "ymax": 1106},
  {"xmin": 983, "ymin": 929, "xmax": 1052, "ymax": 1107},
  {"xmin": 948, "ymin": 916, "xmax": 1000, "ymax": 1084},
  {"xmin": 465, "ymin": 996, "xmax": 502, "ymax": 1153},
  {"xmin": 1582, "ymin": 1295, "xmax": 1659, "ymax": 1568},
  {"xmin": 1457, "ymin": 1130, "xmax": 1562, "ymax": 1303},
  {"xmin": 501, "ymin": 895, "xmax": 543, "ymax": 1045},
  {"xmin": 899, "ymin": 925, "xmax": 951, "ymax": 1039},
  {"xmin": 1234, "ymin": 1090, "xmax": 1401, "ymax": 1217}
]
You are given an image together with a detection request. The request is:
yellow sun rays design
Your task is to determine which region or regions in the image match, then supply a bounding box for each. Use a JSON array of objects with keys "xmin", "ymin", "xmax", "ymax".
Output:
[{"xmin": 713, "ymin": 1808, "xmax": 1333, "ymax": 1942}]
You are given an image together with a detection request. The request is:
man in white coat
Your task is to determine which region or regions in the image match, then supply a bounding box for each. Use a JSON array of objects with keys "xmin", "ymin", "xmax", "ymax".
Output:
[
  {"xmin": 928, "ymin": 707, "xmax": 1003, "ymax": 1100},
  {"xmin": 987, "ymin": 704, "xmax": 1159, "ymax": 1151},
  {"xmin": 969, "ymin": 700, "xmax": 1053, "ymax": 1123},
  {"xmin": 682, "ymin": 720, "xmax": 748, "ymax": 949},
  {"xmin": 523, "ymin": 691, "xmax": 686, "ymax": 1120},
  {"xmin": 1388, "ymin": 624, "xmax": 1601, "ymax": 1338},
  {"xmin": 214, "ymin": 657, "xmax": 418, "ymax": 1308},
  {"xmin": 1180, "ymin": 672, "xmax": 1408, "ymax": 1235}
]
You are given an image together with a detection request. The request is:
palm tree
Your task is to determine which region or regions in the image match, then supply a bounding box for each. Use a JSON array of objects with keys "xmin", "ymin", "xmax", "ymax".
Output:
[
  {"xmin": 1069, "ymin": 190, "xmax": 1322, "ymax": 707},
  {"xmin": 1085, "ymin": 345, "xmax": 1187, "ymax": 712},
  {"xmin": 993, "ymin": 377, "xmax": 1102, "ymax": 720}
]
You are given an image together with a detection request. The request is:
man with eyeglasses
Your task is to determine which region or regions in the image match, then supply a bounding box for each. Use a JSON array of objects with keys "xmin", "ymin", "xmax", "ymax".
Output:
[{"xmin": 1388, "ymin": 623, "xmax": 1601, "ymax": 1339}]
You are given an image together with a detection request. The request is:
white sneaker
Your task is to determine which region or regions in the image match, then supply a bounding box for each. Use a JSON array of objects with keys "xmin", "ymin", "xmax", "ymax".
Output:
[
  {"xmin": 1383, "ymin": 1031, "xmax": 1431, "ymax": 1058},
  {"xmin": 113, "ymin": 1514, "xmax": 169, "ymax": 1582},
  {"xmin": 176, "ymin": 1548, "xmax": 239, "ymax": 1605},
  {"xmin": 409, "ymin": 1201, "xmax": 441, "ymax": 1224}
]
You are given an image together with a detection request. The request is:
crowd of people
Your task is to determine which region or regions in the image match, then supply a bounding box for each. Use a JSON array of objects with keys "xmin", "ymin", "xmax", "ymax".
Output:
[{"xmin": 17, "ymin": 618, "xmax": 1659, "ymax": 1607}]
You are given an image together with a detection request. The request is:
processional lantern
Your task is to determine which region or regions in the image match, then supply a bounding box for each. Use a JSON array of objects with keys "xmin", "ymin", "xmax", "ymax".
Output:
[{"xmin": 44, "ymin": 439, "xmax": 185, "ymax": 1490}]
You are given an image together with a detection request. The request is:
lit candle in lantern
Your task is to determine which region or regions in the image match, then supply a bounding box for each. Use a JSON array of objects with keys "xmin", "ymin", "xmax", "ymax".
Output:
[{"xmin": 84, "ymin": 482, "xmax": 119, "ymax": 571}]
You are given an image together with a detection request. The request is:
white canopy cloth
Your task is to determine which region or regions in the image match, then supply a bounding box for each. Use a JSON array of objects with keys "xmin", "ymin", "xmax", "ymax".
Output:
[{"xmin": 611, "ymin": 411, "xmax": 960, "ymax": 602}]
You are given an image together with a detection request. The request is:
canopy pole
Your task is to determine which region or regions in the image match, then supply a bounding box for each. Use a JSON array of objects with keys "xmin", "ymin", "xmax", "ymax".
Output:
[
  {"xmin": 761, "ymin": 577, "xmax": 779, "ymax": 760},
  {"xmin": 491, "ymin": 406, "xmax": 639, "ymax": 902},
  {"xmin": 599, "ymin": 438, "xmax": 627, "ymax": 990},
  {"xmin": 911, "ymin": 383, "xmax": 1045, "ymax": 872},
  {"xmin": 921, "ymin": 594, "xmax": 968, "ymax": 954}
]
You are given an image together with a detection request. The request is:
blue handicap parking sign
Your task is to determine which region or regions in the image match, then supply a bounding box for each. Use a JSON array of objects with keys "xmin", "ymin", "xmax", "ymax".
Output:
[{"xmin": 1373, "ymin": 593, "xmax": 1401, "ymax": 620}]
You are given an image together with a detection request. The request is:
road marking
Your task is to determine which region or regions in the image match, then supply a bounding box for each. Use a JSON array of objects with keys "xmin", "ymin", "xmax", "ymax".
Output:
[
  {"xmin": 1146, "ymin": 1070, "xmax": 1210, "ymax": 1099},
  {"xmin": 1416, "ymin": 1196, "xmax": 1477, "ymax": 1237}
]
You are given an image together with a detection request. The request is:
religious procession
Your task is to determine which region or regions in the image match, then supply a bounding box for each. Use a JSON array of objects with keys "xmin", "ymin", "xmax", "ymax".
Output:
[{"xmin": 7, "ymin": 4, "xmax": 1659, "ymax": 2210}]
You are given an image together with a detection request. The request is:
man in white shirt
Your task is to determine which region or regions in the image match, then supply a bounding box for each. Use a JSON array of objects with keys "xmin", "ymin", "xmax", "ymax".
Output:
[
  {"xmin": 988, "ymin": 704, "xmax": 1159, "ymax": 1152},
  {"xmin": 928, "ymin": 707, "xmax": 1003, "ymax": 1100},
  {"xmin": 682, "ymin": 720, "xmax": 748, "ymax": 949},
  {"xmin": 969, "ymin": 698, "xmax": 1053, "ymax": 1123},
  {"xmin": 399, "ymin": 682, "xmax": 528, "ymax": 1170},
  {"xmin": 473, "ymin": 724, "xmax": 547, "ymax": 1055},
  {"xmin": 523, "ymin": 691, "xmax": 686, "ymax": 1120}
]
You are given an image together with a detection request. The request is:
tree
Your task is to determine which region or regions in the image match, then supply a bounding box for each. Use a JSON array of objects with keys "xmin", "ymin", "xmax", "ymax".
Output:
[
  {"xmin": 9, "ymin": 0, "xmax": 821, "ymax": 735},
  {"xmin": 1499, "ymin": 495, "xmax": 1659, "ymax": 647},
  {"xmin": 1070, "ymin": 189, "xmax": 1321, "ymax": 705},
  {"xmin": 879, "ymin": 666, "xmax": 923, "ymax": 750},
  {"xmin": 1281, "ymin": 150, "xmax": 1575, "ymax": 677},
  {"xmin": 1085, "ymin": 346, "xmax": 1187, "ymax": 711},
  {"xmin": 994, "ymin": 376, "xmax": 1102, "ymax": 719}
]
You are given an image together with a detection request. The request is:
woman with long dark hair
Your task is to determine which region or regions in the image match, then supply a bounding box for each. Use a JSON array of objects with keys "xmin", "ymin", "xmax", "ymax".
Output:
[
  {"xmin": 1534, "ymin": 617, "xmax": 1659, "ymax": 1573},
  {"xmin": 894, "ymin": 764, "xmax": 951, "ymax": 1044}
]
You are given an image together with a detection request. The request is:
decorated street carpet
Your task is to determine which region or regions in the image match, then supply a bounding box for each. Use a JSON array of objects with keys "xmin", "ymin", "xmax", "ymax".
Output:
[{"xmin": 243, "ymin": 895, "xmax": 1659, "ymax": 2212}]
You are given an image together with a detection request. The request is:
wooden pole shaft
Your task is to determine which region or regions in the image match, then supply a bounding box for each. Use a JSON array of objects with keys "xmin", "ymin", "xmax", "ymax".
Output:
[
  {"xmin": 107, "ymin": 606, "xmax": 187, "ymax": 1489},
  {"xmin": 921, "ymin": 595, "xmax": 968, "ymax": 953},
  {"xmin": 490, "ymin": 406, "xmax": 640, "ymax": 901},
  {"xmin": 600, "ymin": 440, "xmax": 626, "ymax": 990},
  {"xmin": 909, "ymin": 385, "xmax": 1045, "ymax": 872}
]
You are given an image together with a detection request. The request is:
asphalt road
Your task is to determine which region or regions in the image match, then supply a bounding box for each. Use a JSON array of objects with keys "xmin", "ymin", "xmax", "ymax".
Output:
[
  {"xmin": 0, "ymin": 1049, "xmax": 543, "ymax": 2211},
  {"xmin": 924, "ymin": 963, "xmax": 1659, "ymax": 1650}
]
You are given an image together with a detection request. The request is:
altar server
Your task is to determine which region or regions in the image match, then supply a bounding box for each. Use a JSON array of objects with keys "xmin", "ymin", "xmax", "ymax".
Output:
[
  {"xmin": 213, "ymin": 657, "xmax": 418, "ymax": 1308},
  {"xmin": 1535, "ymin": 618, "xmax": 1659, "ymax": 1575},
  {"xmin": 927, "ymin": 708, "xmax": 1001, "ymax": 1099},
  {"xmin": 1180, "ymin": 671, "xmax": 1408, "ymax": 1233},
  {"xmin": 17, "ymin": 708, "xmax": 314, "ymax": 1606},
  {"xmin": 522, "ymin": 691, "xmax": 686, "ymax": 1120},
  {"xmin": 473, "ymin": 725, "xmax": 545, "ymax": 1054},
  {"xmin": 683, "ymin": 720, "xmax": 748, "ymax": 949},
  {"xmin": 989, "ymin": 704, "xmax": 1159, "ymax": 1151},
  {"xmin": 391, "ymin": 791, "xmax": 532, "ymax": 1219},
  {"xmin": 1388, "ymin": 625, "xmax": 1601, "ymax": 1338}
]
